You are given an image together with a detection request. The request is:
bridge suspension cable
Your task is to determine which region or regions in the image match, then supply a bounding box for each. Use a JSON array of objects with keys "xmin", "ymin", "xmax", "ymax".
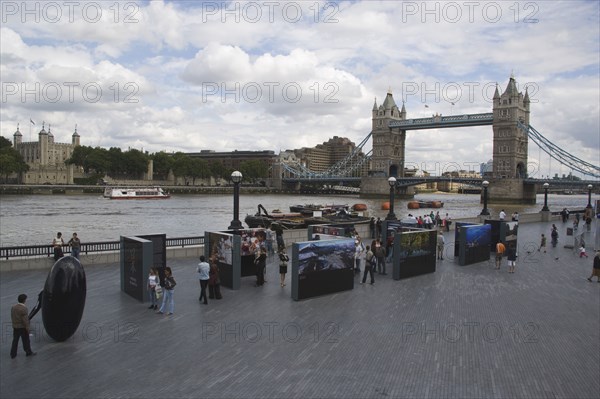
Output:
[
  {"xmin": 519, "ymin": 122, "xmax": 600, "ymax": 178},
  {"xmin": 281, "ymin": 132, "xmax": 372, "ymax": 179},
  {"xmin": 282, "ymin": 122, "xmax": 599, "ymax": 180}
]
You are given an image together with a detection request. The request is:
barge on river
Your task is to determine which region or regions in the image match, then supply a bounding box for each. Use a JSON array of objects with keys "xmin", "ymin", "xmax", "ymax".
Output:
[{"xmin": 245, "ymin": 204, "xmax": 371, "ymax": 229}]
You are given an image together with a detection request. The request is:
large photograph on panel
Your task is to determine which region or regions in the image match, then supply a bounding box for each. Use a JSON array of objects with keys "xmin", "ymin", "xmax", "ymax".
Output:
[
  {"xmin": 121, "ymin": 237, "xmax": 145, "ymax": 301},
  {"xmin": 138, "ymin": 234, "xmax": 166, "ymax": 284},
  {"xmin": 454, "ymin": 222, "xmax": 476, "ymax": 257},
  {"xmin": 484, "ymin": 220, "xmax": 504, "ymax": 251},
  {"xmin": 292, "ymin": 238, "xmax": 354, "ymax": 301},
  {"xmin": 207, "ymin": 232, "xmax": 235, "ymax": 289},
  {"xmin": 459, "ymin": 224, "xmax": 492, "ymax": 266},
  {"xmin": 233, "ymin": 229, "xmax": 267, "ymax": 277},
  {"xmin": 504, "ymin": 221, "xmax": 519, "ymax": 256},
  {"xmin": 393, "ymin": 229, "xmax": 437, "ymax": 280}
]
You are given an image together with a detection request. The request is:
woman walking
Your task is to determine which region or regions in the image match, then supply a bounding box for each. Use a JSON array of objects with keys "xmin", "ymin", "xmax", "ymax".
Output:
[
  {"xmin": 208, "ymin": 259, "xmax": 222, "ymax": 300},
  {"xmin": 587, "ymin": 251, "xmax": 600, "ymax": 282},
  {"xmin": 157, "ymin": 267, "xmax": 176, "ymax": 315},
  {"xmin": 279, "ymin": 248, "xmax": 289, "ymax": 287}
]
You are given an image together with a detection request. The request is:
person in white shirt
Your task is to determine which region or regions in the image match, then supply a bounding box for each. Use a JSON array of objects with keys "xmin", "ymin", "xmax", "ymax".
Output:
[
  {"xmin": 147, "ymin": 268, "xmax": 159, "ymax": 310},
  {"xmin": 52, "ymin": 232, "xmax": 64, "ymax": 261},
  {"xmin": 197, "ymin": 256, "xmax": 210, "ymax": 304},
  {"xmin": 499, "ymin": 210, "xmax": 506, "ymax": 221},
  {"xmin": 354, "ymin": 239, "xmax": 365, "ymax": 275}
]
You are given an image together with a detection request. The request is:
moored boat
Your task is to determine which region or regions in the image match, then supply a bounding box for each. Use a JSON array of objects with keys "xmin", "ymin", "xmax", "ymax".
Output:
[
  {"xmin": 245, "ymin": 204, "xmax": 371, "ymax": 229},
  {"xmin": 407, "ymin": 200, "xmax": 443, "ymax": 209},
  {"xmin": 352, "ymin": 203, "xmax": 368, "ymax": 211},
  {"xmin": 289, "ymin": 203, "xmax": 349, "ymax": 216},
  {"xmin": 245, "ymin": 205, "xmax": 305, "ymax": 228},
  {"xmin": 107, "ymin": 187, "xmax": 171, "ymax": 200}
]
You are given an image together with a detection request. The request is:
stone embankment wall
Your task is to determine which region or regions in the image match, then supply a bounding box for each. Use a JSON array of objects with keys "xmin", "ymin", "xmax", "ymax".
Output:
[{"xmin": 1, "ymin": 223, "xmax": 372, "ymax": 272}]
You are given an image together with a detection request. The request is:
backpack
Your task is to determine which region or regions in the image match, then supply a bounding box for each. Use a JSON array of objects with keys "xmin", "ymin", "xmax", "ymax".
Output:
[{"xmin": 367, "ymin": 251, "xmax": 376, "ymax": 266}]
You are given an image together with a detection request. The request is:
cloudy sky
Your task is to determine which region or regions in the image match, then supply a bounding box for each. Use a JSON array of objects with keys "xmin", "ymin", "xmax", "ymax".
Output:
[{"xmin": 1, "ymin": 0, "xmax": 598, "ymax": 178}]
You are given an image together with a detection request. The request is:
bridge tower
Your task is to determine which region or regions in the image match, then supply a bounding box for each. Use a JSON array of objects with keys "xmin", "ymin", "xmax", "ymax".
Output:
[
  {"xmin": 488, "ymin": 75, "xmax": 536, "ymax": 204},
  {"xmin": 370, "ymin": 90, "xmax": 406, "ymax": 177},
  {"xmin": 360, "ymin": 91, "xmax": 414, "ymax": 197}
]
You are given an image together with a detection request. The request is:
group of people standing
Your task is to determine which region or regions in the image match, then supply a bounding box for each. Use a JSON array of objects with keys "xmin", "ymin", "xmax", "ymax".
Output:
[
  {"xmin": 253, "ymin": 229, "xmax": 289, "ymax": 288},
  {"xmin": 147, "ymin": 266, "xmax": 177, "ymax": 315},
  {"xmin": 494, "ymin": 240, "xmax": 518, "ymax": 273},
  {"xmin": 197, "ymin": 255, "xmax": 223, "ymax": 304},
  {"xmin": 353, "ymin": 235, "xmax": 388, "ymax": 285},
  {"xmin": 51, "ymin": 232, "xmax": 81, "ymax": 261}
]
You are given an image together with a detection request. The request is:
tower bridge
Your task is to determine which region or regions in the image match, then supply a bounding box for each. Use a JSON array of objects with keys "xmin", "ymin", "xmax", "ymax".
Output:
[{"xmin": 278, "ymin": 76, "xmax": 599, "ymax": 202}]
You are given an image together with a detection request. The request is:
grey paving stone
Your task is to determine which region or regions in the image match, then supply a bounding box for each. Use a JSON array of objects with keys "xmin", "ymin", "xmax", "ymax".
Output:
[{"xmin": 0, "ymin": 221, "xmax": 598, "ymax": 398}]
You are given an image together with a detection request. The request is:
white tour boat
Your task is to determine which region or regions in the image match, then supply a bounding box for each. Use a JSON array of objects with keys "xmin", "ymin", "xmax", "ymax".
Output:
[{"xmin": 105, "ymin": 187, "xmax": 171, "ymax": 200}]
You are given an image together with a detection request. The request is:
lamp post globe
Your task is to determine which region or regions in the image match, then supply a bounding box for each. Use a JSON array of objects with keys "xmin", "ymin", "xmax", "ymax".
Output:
[
  {"xmin": 385, "ymin": 177, "xmax": 397, "ymax": 221},
  {"xmin": 228, "ymin": 171, "xmax": 243, "ymax": 230},
  {"xmin": 231, "ymin": 170, "xmax": 243, "ymax": 184},
  {"xmin": 542, "ymin": 182, "xmax": 549, "ymax": 212},
  {"xmin": 480, "ymin": 180, "xmax": 490, "ymax": 216}
]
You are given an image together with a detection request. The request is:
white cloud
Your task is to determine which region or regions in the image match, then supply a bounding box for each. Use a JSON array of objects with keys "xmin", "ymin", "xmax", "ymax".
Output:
[{"xmin": 0, "ymin": 1, "xmax": 598, "ymax": 178}]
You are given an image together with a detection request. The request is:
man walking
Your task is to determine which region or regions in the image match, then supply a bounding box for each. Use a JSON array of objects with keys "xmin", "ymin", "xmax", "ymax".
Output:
[
  {"xmin": 10, "ymin": 294, "xmax": 36, "ymax": 359},
  {"xmin": 437, "ymin": 231, "xmax": 445, "ymax": 260},
  {"xmin": 374, "ymin": 238, "xmax": 387, "ymax": 274},
  {"xmin": 361, "ymin": 245, "xmax": 375, "ymax": 285},
  {"xmin": 197, "ymin": 256, "xmax": 210, "ymax": 304}
]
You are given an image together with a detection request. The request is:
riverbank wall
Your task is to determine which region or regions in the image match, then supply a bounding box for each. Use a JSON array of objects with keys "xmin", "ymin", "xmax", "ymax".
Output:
[{"xmin": 1, "ymin": 213, "xmax": 567, "ymax": 273}]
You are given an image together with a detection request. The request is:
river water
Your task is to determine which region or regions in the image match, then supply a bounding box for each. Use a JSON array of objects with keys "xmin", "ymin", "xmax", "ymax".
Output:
[{"xmin": 0, "ymin": 192, "xmax": 592, "ymax": 247}]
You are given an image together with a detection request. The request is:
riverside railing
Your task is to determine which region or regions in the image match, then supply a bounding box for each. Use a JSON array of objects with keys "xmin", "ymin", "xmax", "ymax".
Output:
[{"xmin": 0, "ymin": 236, "xmax": 205, "ymax": 260}]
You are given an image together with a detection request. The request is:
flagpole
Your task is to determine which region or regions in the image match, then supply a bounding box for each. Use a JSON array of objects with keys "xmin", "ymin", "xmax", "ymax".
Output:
[{"xmin": 29, "ymin": 118, "xmax": 31, "ymax": 142}]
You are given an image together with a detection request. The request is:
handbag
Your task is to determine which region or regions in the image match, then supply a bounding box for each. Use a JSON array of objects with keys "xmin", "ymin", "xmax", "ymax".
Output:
[{"xmin": 154, "ymin": 284, "xmax": 163, "ymax": 299}]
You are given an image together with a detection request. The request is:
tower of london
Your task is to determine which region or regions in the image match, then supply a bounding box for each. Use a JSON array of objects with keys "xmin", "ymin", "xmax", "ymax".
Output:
[{"xmin": 13, "ymin": 122, "xmax": 82, "ymax": 184}]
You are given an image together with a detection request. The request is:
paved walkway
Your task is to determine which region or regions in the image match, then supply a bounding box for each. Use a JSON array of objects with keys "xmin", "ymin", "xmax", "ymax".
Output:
[{"xmin": 1, "ymin": 221, "xmax": 599, "ymax": 399}]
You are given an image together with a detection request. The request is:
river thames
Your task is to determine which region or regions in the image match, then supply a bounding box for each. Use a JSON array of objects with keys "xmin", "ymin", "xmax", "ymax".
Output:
[{"xmin": 0, "ymin": 192, "xmax": 593, "ymax": 247}]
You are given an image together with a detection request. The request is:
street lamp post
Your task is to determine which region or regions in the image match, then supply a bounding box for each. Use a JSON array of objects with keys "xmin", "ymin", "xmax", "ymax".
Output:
[
  {"xmin": 480, "ymin": 180, "xmax": 490, "ymax": 216},
  {"xmin": 586, "ymin": 184, "xmax": 593, "ymax": 209},
  {"xmin": 385, "ymin": 177, "xmax": 397, "ymax": 220},
  {"xmin": 228, "ymin": 171, "xmax": 243, "ymax": 230},
  {"xmin": 542, "ymin": 182, "xmax": 549, "ymax": 211}
]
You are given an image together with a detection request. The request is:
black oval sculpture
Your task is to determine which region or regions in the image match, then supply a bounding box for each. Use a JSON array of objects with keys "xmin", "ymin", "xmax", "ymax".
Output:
[{"xmin": 42, "ymin": 256, "xmax": 87, "ymax": 341}]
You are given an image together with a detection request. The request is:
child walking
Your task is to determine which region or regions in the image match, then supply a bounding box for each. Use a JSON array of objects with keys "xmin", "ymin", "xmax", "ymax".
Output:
[{"xmin": 538, "ymin": 234, "xmax": 547, "ymax": 253}]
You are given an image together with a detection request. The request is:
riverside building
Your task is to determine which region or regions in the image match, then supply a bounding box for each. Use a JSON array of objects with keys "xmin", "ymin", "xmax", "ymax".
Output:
[{"xmin": 12, "ymin": 123, "xmax": 82, "ymax": 184}]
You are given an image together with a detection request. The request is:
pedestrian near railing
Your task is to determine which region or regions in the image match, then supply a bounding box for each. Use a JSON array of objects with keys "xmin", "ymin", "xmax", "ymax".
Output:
[{"xmin": 0, "ymin": 236, "xmax": 204, "ymax": 260}]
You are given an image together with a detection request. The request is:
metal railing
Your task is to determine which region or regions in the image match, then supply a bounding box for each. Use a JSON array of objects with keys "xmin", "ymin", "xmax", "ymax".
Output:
[{"xmin": 0, "ymin": 236, "xmax": 205, "ymax": 260}]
